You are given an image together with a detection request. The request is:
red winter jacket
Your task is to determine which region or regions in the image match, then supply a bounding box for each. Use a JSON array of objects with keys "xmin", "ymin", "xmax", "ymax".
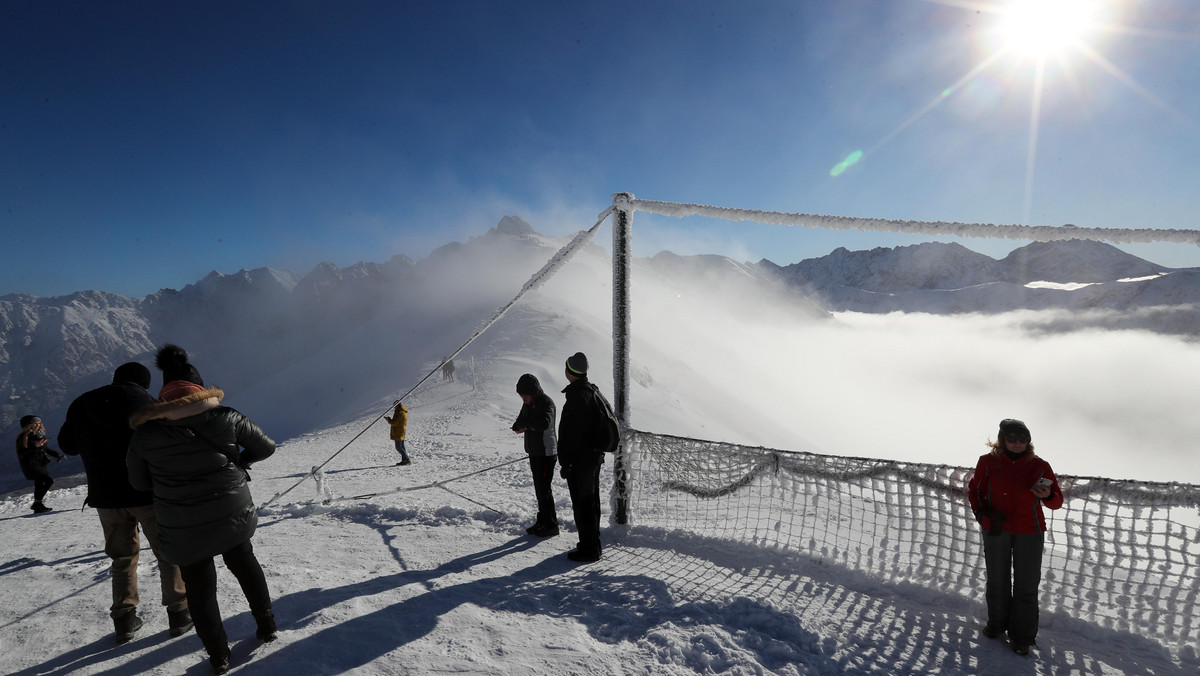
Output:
[{"xmin": 968, "ymin": 450, "xmax": 1063, "ymax": 534}]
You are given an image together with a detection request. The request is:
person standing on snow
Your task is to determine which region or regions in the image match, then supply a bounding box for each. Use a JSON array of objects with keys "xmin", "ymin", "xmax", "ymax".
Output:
[
  {"xmin": 127, "ymin": 345, "xmax": 278, "ymax": 675},
  {"xmin": 557, "ymin": 352, "xmax": 607, "ymax": 562},
  {"xmin": 512, "ymin": 373, "xmax": 559, "ymax": 537},
  {"xmin": 385, "ymin": 403, "xmax": 411, "ymax": 465},
  {"xmin": 968, "ymin": 418, "xmax": 1063, "ymax": 656},
  {"xmin": 14, "ymin": 414, "xmax": 64, "ymax": 513},
  {"xmin": 58, "ymin": 362, "xmax": 191, "ymax": 644}
]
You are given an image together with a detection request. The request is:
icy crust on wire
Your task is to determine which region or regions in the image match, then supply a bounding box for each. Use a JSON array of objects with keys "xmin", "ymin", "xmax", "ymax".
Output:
[{"xmin": 629, "ymin": 198, "xmax": 1200, "ymax": 246}]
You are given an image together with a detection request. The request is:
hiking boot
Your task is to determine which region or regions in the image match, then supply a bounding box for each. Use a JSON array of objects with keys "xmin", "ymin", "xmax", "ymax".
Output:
[
  {"xmin": 255, "ymin": 610, "xmax": 278, "ymax": 642},
  {"xmin": 1011, "ymin": 642, "xmax": 1031, "ymax": 656},
  {"xmin": 31, "ymin": 502, "xmax": 52, "ymax": 514},
  {"xmin": 168, "ymin": 608, "xmax": 193, "ymax": 637},
  {"xmin": 114, "ymin": 611, "xmax": 144, "ymax": 644},
  {"xmin": 981, "ymin": 624, "xmax": 1001, "ymax": 639},
  {"xmin": 197, "ymin": 625, "xmax": 230, "ymax": 673},
  {"xmin": 566, "ymin": 547, "xmax": 601, "ymax": 563},
  {"xmin": 397, "ymin": 459, "xmax": 412, "ymax": 466},
  {"xmin": 209, "ymin": 649, "xmax": 231, "ymax": 675},
  {"xmin": 529, "ymin": 522, "xmax": 559, "ymax": 538}
]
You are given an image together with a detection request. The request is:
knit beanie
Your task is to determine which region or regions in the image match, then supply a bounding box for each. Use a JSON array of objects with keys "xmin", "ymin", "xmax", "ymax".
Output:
[
  {"xmin": 113, "ymin": 362, "xmax": 152, "ymax": 389},
  {"xmin": 155, "ymin": 344, "xmax": 206, "ymax": 400},
  {"xmin": 155, "ymin": 344, "xmax": 203, "ymax": 386},
  {"xmin": 998, "ymin": 418, "xmax": 1031, "ymax": 441},
  {"xmin": 565, "ymin": 352, "xmax": 588, "ymax": 376},
  {"xmin": 20, "ymin": 415, "xmax": 41, "ymax": 428},
  {"xmin": 516, "ymin": 373, "xmax": 541, "ymax": 396},
  {"xmin": 160, "ymin": 380, "xmax": 207, "ymax": 401}
]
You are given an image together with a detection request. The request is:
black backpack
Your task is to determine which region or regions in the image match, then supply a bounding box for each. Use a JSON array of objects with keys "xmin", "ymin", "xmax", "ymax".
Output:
[{"xmin": 589, "ymin": 384, "xmax": 621, "ymax": 453}]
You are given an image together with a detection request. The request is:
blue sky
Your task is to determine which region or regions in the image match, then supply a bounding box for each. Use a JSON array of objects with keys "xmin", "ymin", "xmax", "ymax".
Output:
[{"xmin": 4, "ymin": 0, "xmax": 1200, "ymax": 297}]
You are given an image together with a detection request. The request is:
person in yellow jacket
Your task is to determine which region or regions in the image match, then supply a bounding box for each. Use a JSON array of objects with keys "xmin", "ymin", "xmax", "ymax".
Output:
[{"xmin": 384, "ymin": 404, "xmax": 411, "ymax": 466}]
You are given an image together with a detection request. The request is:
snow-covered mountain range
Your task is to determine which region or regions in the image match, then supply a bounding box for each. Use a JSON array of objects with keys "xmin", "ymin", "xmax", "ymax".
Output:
[
  {"xmin": 763, "ymin": 239, "xmax": 1200, "ymax": 331},
  {"xmin": 4, "ymin": 216, "xmax": 1198, "ymax": 491}
]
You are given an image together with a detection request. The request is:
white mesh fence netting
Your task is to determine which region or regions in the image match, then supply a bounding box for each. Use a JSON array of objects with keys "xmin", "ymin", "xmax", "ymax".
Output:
[{"xmin": 619, "ymin": 430, "xmax": 1200, "ymax": 656}]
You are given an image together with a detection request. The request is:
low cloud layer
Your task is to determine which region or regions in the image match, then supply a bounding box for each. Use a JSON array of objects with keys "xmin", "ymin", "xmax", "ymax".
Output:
[{"xmin": 622, "ymin": 276, "xmax": 1200, "ymax": 484}]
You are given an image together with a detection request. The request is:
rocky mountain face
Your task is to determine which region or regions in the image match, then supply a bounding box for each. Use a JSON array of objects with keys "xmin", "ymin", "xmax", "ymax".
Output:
[
  {"xmin": 3, "ymin": 219, "xmax": 1196, "ymax": 491},
  {"xmin": 760, "ymin": 239, "xmax": 1198, "ymax": 334}
]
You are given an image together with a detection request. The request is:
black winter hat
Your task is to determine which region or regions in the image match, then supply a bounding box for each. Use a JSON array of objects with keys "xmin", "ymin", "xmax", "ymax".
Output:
[
  {"xmin": 516, "ymin": 373, "xmax": 542, "ymax": 396},
  {"xmin": 154, "ymin": 344, "xmax": 204, "ymax": 387},
  {"xmin": 19, "ymin": 415, "xmax": 41, "ymax": 428},
  {"xmin": 565, "ymin": 352, "xmax": 588, "ymax": 376},
  {"xmin": 113, "ymin": 362, "xmax": 152, "ymax": 390},
  {"xmin": 999, "ymin": 418, "xmax": 1031, "ymax": 441}
]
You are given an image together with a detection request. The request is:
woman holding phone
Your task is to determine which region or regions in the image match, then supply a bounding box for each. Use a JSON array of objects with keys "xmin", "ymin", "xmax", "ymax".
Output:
[{"xmin": 967, "ymin": 418, "xmax": 1064, "ymax": 656}]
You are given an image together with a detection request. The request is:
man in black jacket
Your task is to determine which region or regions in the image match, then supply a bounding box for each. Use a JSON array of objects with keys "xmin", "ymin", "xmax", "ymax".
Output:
[
  {"xmin": 58, "ymin": 362, "xmax": 191, "ymax": 644},
  {"xmin": 557, "ymin": 352, "xmax": 606, "ymax": 562}
]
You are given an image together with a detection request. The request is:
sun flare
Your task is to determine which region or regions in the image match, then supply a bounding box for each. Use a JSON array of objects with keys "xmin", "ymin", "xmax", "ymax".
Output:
[{"xmin": 999, "ymin": 0, "xmax": 1099, "ymax": 58}]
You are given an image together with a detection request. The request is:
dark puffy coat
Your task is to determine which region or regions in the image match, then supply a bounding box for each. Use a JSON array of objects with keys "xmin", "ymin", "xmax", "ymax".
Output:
[
  {"xmin": 968, "ymin": 450, "xmax": 1063, "ymax": 535},
  {"xmin": 512, "ymin": 378, "xmax": 557, "ymax": 458},
  {"xmin": 127, "ymin": 388, "xmax": 275, "ymax": 567},
  {"xmin": 558, "ymin": 377, "xmax": 605, "ymax": 467},
  {"xmin": 58, "ymin": 381, "xmax": 156, "ymax": 508},
  {"xmin": 15, "ymin": 431, "xmax": 61, "ymax": 480}
]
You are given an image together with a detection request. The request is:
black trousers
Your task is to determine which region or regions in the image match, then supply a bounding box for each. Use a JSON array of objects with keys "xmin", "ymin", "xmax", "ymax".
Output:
[
  {"xmin": 566, "ymin": 453, "xmax": 604, "ymax": 554},
  {"xmin": 982, "ymin": 531, "xmax": 1044, "ymax": 643},
  {"xmin": 529, "ymin": 455, "xmax": 558, "ymax": 525},
  {"xmin": 32, "ymin": 475, "xmax": 53, "ymax": 503},
  {"xmin": 179, "ymin": 539, "xmax": 272, "ymax": 654}
]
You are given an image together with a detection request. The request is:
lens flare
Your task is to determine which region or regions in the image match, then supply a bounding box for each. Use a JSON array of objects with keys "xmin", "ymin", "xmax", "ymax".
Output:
[{"xmin": 830, "ymin": 150, "xmax": 863, "ymax": 177}]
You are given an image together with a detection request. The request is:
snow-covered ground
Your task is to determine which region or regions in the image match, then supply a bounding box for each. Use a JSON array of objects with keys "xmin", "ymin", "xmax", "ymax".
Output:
[
  {"xmin": 3, "ymin": 230, "xmax": 1197, "ymax": 674},
  {"xmin": 1, "ymin": 327, "xmax": 1191, "ymax": 675}
]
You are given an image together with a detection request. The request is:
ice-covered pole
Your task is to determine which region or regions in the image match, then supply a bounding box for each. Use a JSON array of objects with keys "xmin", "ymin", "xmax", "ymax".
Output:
[{"xmin": 612, "ymin": 192, "xmax": 634, "ymax": 525}]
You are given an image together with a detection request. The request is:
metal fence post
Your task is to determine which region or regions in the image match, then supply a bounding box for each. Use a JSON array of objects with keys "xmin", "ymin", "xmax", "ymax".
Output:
[{"xmin": 612, "ymin": 192, "xmax": 633, "ymax": 524}]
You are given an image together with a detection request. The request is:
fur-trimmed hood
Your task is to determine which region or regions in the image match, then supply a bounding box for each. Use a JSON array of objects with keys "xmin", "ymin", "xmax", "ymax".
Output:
[{"xmin": 129, "ymin": 388, "xmax": 225, "ymax": 429}]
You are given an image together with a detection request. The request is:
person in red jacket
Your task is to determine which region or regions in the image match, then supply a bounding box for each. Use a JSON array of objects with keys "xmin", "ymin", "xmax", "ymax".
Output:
[{"xmin": 968, "ymin": 418, "xmax": 1063, "ymax": 656}]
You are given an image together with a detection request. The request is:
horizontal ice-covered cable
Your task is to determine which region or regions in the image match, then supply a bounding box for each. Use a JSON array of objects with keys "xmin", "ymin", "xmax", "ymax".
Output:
[
  {"xmin": 623, "ymin": 197, "xmax": 1200, "ymax": 247},
  {"xmin": 260, "ymin": 209, "xmax": 614, "ymax": 509}
]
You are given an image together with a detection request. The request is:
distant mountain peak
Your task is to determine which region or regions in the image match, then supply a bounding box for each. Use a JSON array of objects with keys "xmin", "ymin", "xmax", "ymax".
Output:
[{"xmin": 494, "ymin": 215, "xmax": 537, "ymax": 236}]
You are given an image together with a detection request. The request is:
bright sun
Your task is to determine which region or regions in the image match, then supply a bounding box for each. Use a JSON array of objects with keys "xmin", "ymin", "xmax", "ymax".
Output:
[{"xmin": 999, "ymin": 0, "xmax": 1098, "ymax": 58}]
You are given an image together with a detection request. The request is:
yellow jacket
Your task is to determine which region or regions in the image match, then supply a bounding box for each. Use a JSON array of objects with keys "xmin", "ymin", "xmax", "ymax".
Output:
[{"xmin": 385, "ymin": 405, "xmax": 408, "ymax": 441}]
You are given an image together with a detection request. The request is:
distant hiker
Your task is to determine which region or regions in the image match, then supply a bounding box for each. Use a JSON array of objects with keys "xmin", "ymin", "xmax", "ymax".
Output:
[
  {"xmin": 14, "ymin": 414, "xmax": 64, "ymax": 513},
  {"xmin": 512, "ymin": 374, "xmax": 558, "ymax": 537},
  {"xmin": 968, "ymin": 418, "xmax": 1063, "ymax": 657},
  {"xmin": 128, "ymin": 345, "xmax": 278, "ymax": 675},
  {"xmin": 557, "ymin": 352, "xmax": 607, "ymax": 562},
  {"xmin": 385, "ymin": 403, "xmax": 411, "ymax": 466},
  {"xmin": 58, "ymin": 362, "xmax": 190, "ymax": 644},
  {"xmin": 442, "ymin": 359, "xmax": 456, "ymax": 382}
]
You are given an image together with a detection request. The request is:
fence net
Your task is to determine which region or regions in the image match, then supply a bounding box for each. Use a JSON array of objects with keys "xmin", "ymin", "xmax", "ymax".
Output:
[{"xmin": 621, "ymin": 430, "xmax": 1200, "ymax": 656}]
